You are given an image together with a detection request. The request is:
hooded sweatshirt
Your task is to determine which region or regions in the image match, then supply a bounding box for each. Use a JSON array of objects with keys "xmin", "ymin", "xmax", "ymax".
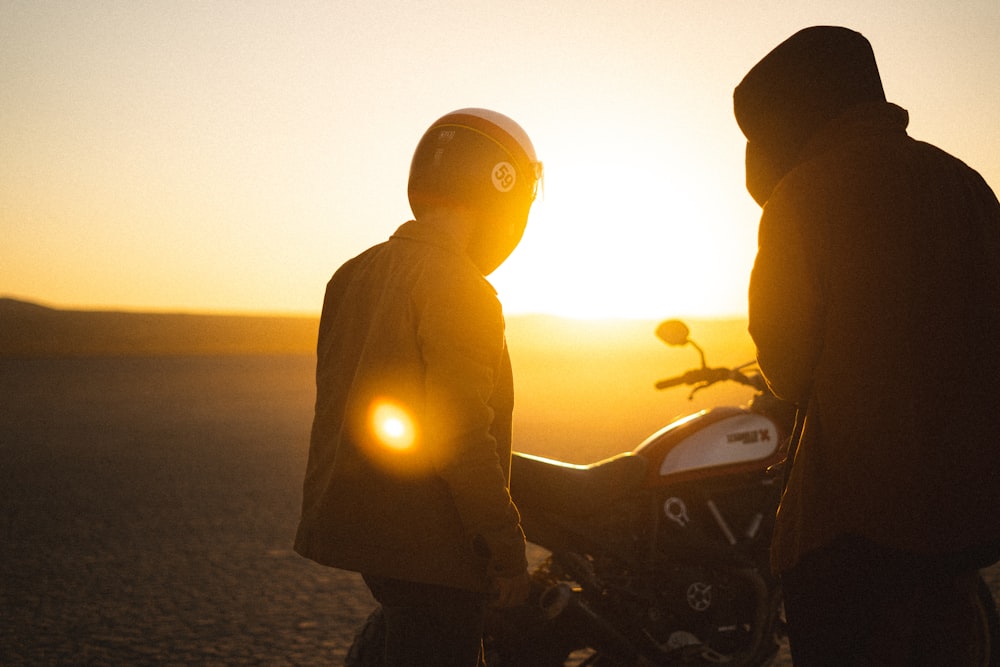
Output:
[{"xmin": 735, "ymin": 26, "xmax": 1000, "ymax": 573}]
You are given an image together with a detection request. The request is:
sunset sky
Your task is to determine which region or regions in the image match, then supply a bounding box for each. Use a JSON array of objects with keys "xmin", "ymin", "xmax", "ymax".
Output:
[{"xmin": 3, "ymin": 1, "xmax": 998, "ymax": 320}]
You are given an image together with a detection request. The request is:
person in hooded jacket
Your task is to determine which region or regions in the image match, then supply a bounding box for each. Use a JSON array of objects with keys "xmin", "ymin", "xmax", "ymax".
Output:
[
  {"xmin": 734, "ymin": 27, "xmax": 1000, "ymax": 665},
  {"xmin": 294, "ymin": 108, "xmax": 543, "ymax": 666}
]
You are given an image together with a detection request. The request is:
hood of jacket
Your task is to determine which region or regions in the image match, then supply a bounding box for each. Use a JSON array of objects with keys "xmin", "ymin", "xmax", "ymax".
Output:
[{"xmin": 734, "ymin": 26, "xmax": 886, "ymax": 206}]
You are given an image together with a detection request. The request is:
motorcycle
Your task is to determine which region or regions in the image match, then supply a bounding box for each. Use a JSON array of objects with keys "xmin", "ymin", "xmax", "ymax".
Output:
[{"xmin": 347, "ymin": 320, "xmax": 1000, "ymax": 666}]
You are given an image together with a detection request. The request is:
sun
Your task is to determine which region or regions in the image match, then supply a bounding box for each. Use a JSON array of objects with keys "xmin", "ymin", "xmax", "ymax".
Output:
[{"xmin": 490, "ymin": 136, "xmax": 759, "ymax": 321}]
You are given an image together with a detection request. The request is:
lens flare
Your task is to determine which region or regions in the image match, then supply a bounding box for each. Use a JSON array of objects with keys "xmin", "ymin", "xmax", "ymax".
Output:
[{"xmin": 371, "ymin": 401, "xmax": 416, "ymax": 451}]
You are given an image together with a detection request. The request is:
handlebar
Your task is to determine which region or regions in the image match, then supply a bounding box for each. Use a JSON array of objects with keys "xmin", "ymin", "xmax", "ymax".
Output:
[
  {"xmin": 653, "ymin": 320, "xmax": 769, "ymax": 399},
  {"xmin": 655, "ymin": 365, "xmax": 766, "ymax": 396},
  {"xmin": 655, "ymin": 367, "xmax": 734, "ymax": 390}
]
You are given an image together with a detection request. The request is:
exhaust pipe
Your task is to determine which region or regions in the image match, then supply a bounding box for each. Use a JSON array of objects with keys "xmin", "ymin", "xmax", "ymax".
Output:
[
  {"xmin": 539, "ymin": 582, "xmax": 574, "ymax": 621},
  {"xmin": 538, "ymin": 583, "xmax": 640, "ymax": 662}
]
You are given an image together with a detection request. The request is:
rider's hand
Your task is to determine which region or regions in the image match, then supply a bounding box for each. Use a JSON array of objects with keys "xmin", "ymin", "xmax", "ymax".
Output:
[{"xmin": 489, "ymin": 571, "xmax": 531, "ymax": 608}]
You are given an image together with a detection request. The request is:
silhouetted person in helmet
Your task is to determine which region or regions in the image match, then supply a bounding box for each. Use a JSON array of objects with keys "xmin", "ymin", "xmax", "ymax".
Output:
[
  {"xmin": 294, "ymin": 109, "xmax": 542, "ymax": 666},
  {"xmin": 735, "ymin": 26, "xmax": 1000, "ymax": 665}
]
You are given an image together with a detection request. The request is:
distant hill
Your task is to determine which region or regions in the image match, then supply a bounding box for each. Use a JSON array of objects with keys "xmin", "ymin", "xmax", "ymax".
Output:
[{"xmin": 0, "ymin": 298, "xmax": 319, "ymax": 357}]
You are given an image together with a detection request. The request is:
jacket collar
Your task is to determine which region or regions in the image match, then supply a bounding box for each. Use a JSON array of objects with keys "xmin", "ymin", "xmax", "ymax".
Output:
[
  {"xmin": 389, "ymin": 219, "xmax": 497, "ymax": 293},
  {"xmin": 390, "ymin": 219, "xmax": 466, "ymax": 255},
  {"xmin": 799, "ymin": 102, "xmax": 910, "ymax": 162}
]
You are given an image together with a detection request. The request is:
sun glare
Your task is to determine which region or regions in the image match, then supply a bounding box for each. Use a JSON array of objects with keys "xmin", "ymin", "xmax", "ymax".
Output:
[{"xmin": 370, "ymin": 401, "xmax": 416, "ymax": 451}]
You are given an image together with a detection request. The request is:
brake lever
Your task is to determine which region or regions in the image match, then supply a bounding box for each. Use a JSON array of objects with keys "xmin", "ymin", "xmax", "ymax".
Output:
[{"xmin": 687, "ymin": 382, "xmax": 709, "ymax": 401}]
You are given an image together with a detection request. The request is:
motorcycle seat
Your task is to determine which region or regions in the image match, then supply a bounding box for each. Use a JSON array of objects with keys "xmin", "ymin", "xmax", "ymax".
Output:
[{"xmin": 509, "ymin": 451, "xmax": 648, "ymax": 517}]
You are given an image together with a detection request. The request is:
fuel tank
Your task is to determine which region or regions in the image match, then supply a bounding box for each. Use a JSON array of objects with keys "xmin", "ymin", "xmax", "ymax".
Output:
[{"xmin": 633, "ymin": 406, "xmax": 784, "ymax": 486}]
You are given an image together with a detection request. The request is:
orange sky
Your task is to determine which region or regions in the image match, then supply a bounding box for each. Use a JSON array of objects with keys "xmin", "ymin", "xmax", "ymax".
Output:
[{"xmin": 3, "ymin": 1, "xmax": 998, "ymax": 319}]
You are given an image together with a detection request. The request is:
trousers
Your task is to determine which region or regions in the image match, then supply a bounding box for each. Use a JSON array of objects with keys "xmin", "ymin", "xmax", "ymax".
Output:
[
  {"xmin": 780, "ymin": 535, "xmax": 984, "ymax": 666},
  {"xmin": 362, "ymin": 574, "xmax": 488, "ymax": 667}
]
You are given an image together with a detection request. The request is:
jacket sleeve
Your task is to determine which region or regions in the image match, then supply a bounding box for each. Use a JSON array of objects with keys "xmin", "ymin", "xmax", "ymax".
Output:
[
  {"xmin": 748, "ymin": 192, "xmax": 825, "ymax": 404},
  {"xmin": 416, "ymin": 264, "xmax": 527, "ymax": 578}
]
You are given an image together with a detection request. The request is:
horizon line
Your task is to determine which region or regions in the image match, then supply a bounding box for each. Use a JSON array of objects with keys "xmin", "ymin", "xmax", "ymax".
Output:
[{"xmin": 0, "ymin": 295, "xmax": 749, "ymax": 323}]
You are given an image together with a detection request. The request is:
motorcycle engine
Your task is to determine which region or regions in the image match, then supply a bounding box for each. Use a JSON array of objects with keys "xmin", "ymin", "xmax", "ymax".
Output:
[{"xmin": 646, "ymin": 565, "xmax": 758, "ymax": 656}]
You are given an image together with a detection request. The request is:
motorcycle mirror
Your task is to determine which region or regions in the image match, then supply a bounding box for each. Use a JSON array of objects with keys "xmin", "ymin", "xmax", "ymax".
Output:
[
  {"xmin": 656, "ymin": 319, "xmax": 708, "ymax": 368},
  {"xmin": 655, "ymin": 320, "xmax": 691, "ymax": 347}
]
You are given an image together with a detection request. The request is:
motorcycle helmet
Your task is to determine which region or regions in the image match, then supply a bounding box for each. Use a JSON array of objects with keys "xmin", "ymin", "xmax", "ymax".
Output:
[{"xmin": 407, "ymin": 108, "xmax": 542, "ymax": 273}]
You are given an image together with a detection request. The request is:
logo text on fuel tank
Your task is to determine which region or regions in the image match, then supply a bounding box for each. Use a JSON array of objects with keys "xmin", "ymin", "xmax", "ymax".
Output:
[{"xmin": 727, "ymin": 429, "xmax": 771, "ymax": 444}]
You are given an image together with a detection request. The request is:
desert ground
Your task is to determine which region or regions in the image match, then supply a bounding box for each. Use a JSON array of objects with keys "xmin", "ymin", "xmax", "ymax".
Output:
[
  {"xmin": 2, "ymin": 328, "xmax": 997, "ymax": 664},
  {"xmin": 1, "ymin": 355, "xmax": 375, "ymax": 664}
]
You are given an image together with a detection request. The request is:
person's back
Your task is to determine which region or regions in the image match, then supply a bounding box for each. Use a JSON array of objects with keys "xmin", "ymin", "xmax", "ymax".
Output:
[
  {"xmin": 750, "ymin": 98, "xmax": 1000, "ymax": 569},
  {"xmin": 734, "ymin": 26, "xmax": 1000, "ymax": 665},
  {"xmin": 298, "ymin": 219, "xmax": 520, "ymax": 591}
]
